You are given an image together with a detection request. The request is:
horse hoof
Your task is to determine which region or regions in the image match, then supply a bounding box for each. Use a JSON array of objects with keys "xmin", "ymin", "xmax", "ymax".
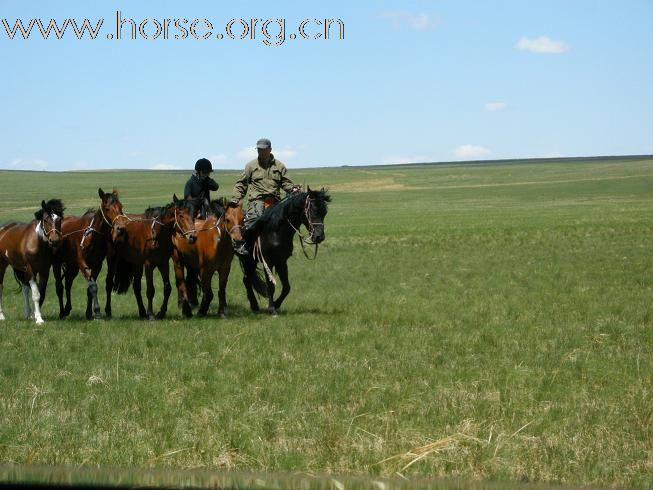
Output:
[
  {"xmin": 218, "ymin": 312, "xmax": 227, "ymax": 319},
  {"xmin": 148, "ymin": 315, "xmax": 157, "ymax": 321},
  {"xmin": 267, "ymin": 307, "xmax": 278, "ymax": 316},
  {"xmin": 197, "ymin": 310, "xmax": 207, "ymax": 318}
]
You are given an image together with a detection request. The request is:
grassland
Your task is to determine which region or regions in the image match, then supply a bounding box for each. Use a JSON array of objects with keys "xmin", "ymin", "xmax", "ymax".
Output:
[{"xmin": 0, "ymin": 157, "xmax": 652, "ymax": 488}]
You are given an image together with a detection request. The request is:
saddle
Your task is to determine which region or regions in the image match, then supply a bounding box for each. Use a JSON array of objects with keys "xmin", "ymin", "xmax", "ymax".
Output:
[{"xmin": 263, "ymin": 195, "xmax": 280, "ymax": 210}]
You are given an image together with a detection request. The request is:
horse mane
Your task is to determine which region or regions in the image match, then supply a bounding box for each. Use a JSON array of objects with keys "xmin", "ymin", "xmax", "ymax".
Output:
[
  {"xmin": 84, "ymin": 208, "xmax": 97, "ymax": 215},
  {"xmin": 209, "ymin": 198, "xmax": 227, "ymax": 216},
  {"xmin": 34, "ymin": 199, "xmax": 65, "ymax": 220},
  {"xmin": 144, "ymin": 205, "xmax": 169, "ymax": 218},
  {"xmin": 254, "ymin": 189, "xmax": 331, "ymax": 229}
]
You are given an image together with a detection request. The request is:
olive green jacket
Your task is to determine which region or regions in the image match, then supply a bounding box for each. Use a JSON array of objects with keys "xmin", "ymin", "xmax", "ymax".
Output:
[{"xmin": 231, "ymin": 155, "xmax": 295, "ymax": 202}]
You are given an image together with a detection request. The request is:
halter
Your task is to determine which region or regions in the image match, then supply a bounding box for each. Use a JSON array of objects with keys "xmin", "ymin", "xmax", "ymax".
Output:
[
  {"xmin": 40, "ymin": 213, "xmax": 62, "ymax": 245},
  {"xmin": 99, "ymin": 204, "xmax": 117, "ymax": 227},
  {"xmin": 286, "ymin": 195, "xmax": 323, "ymax": 259},
  {"xmin": 174, "ymin": 207, "xmax": 198, "ymax": 240}
]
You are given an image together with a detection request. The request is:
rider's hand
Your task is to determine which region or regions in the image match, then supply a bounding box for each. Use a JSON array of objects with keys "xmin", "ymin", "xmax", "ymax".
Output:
[
  {"xmin": 229, "ymin": 198, "xmax": 240, "ymax": 206},
  {"xmin": 291, "ymin": 185, "xmax": 302, "ymax": 193}
]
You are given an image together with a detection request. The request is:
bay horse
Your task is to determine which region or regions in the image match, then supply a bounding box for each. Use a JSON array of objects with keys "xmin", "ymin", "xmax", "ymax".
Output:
[
  {"xmin": 106, "ymin": 195, "xmax": 197, "ymax": 320},
  {"xmin": 0, "ymin": 199, "xmax": 65, "ymax": 324},
  {"xmin": 240, "ymin": 188, "xmax": 331, "ymax": 315},
  {"xmin": 53, "ymin": 188, "xmax": 124, "ymax": 319},
  {"xmin": 172, "ymin": 198, "xmax": 245, "ymax": 318}
]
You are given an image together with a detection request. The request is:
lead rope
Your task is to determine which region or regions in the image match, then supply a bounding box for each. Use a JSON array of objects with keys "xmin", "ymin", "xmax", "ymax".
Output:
[{"xmin": 254, "ymin": 235, "xmax": 276, "ymax": 286}]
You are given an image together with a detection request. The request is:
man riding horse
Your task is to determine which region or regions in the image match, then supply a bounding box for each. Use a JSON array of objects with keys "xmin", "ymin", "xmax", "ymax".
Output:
[{"xmin": 229, "ymin": 138, "xmax": 301, "ymax": 254}]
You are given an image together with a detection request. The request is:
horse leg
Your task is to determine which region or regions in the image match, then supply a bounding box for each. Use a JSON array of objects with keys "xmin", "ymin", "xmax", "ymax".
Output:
[
  {"xmin": 0, "ymin": 261, "xmax": 6, "ymax": 321},
  {"xmin": 273, "ymin": 260, "xmax": 291, "ymax": 311},
  {"xmin": 145, "ymin": 266, "xmax": 156, "ymax": 321},
  {"xmin": 28, "ymin": 277, "xmax": 44, "ymax": 325},
  {"xmin": 53, "ymin": 261, "xmax": 66, "ymax": 319},
  {"xmin": 61, "ymin": 265, "xmax": 75, "ymax": 318},
  {"xmin": 241, "ymin": 258, "xmax": 260, "ymax": 313},
  {"xmin": 217, "ymin": 263, "xmax": 232, "ymax": 319},
  {"xmin": 85, "ymin": 275, "xmax": 102, "ymax": 320},
  {"xmin": 186, "ymin": 267, "xmax": 199, "ymax": 307},
  {"xmin": 19, "ymin": 270, "xmax": 33, "ymax": 320},
  {"xmin": 265, "ymin": 271, "xmax": 277, "ymax": 316},
  {"xmin": 37, "ymin": 268, "xmax": 49, "ymax": 308},
  {"xmin": 172, "ymin": 249, "xmax": 192, "ymax": 318},
  {"xmin": 156, "ymin": 263, "xmax": 172, "ymax": 320},
  {"xmin": 132, "ymin": 266, "xmax": 147, "ymax": 319},
  {"xmin": 197, "ymin": 271, "xmax": 214, "ymax": 318},
  {"xmin": 105, "ymin": 257, "xmax": 114, "ymax": 318}
]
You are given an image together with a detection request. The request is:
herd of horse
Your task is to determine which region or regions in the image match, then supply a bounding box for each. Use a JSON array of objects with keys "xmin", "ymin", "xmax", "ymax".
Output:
[{"xmin": 0, "ymin": 187, "xmax": 331, "ymax": 324}]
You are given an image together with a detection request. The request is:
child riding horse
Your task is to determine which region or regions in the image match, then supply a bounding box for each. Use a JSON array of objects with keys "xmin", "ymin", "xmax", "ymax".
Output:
[{"xmin": 172, "ymin": 199, "xmax": 245, "ymax": 318}]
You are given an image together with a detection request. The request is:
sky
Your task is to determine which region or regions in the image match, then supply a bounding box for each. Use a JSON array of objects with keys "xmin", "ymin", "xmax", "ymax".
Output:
[{"xmin": 1, "ymin": 0, "xmax": 652, "ymax": 171}]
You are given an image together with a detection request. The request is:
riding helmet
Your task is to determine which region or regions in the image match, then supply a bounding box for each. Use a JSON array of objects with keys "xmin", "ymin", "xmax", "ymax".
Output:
[{"xmin": 195, "ymin": 158, "xmax": 213, "ymax": 173}]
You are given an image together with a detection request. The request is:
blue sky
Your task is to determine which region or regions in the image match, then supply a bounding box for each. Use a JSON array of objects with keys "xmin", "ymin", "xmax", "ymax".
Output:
[{"xmin": 1, "ymin": 0, "xmax": 652, "ymax": 171}]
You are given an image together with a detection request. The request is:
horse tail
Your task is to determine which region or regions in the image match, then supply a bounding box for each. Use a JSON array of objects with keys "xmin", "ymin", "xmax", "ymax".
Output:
[
  {"xmin": 13, "ymin": 268, "xmax": 27, "ymax": 292},
  {"xmin": 238, "ymin": 256, "xmax": 267, "ymax": 296},
  {"xmin": 112, "ymin": 257, "xmax": 133, "ymax": 294}
]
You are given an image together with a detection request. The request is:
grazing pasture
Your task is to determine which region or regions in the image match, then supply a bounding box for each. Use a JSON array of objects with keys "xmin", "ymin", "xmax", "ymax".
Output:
[{"xmin": 0, "ymin": 157, "xmax": 652, "ymax": 487}]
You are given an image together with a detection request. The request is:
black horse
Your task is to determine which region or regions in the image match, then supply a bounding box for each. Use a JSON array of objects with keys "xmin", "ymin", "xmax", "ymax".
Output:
[{"xmin": 240, "ymin": 187, "xmax": 331, "ymax": 315}]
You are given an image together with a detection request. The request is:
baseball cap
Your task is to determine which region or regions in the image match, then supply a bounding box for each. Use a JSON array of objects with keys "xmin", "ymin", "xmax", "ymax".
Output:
[{"xmin": 256, "ymin": 138, "xmax": 272, "ymax": 149}]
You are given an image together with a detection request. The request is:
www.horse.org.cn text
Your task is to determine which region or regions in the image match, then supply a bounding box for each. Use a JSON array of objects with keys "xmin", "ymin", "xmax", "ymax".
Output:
[{"xmin": 1, "ymin": 11, "xmax": 345, "ymax": 46}]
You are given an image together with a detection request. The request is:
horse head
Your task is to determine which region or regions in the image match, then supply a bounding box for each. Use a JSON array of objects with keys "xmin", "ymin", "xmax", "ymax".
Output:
[
  {"xmin": 223, "ymin": 198, "xmax": 245, "ymax": 243},
  {"xmin": 99, "ymin": 188, "xmax": 126, "ymax": 240},
  {"xmin": 173, "ymin": 194, "xmax": 197, "ymax": 244},
  {"xmin": 302, "ymin": 187, "xmax": 331, "ymax": 244},
  {"xmin": 35, "ymin": 199, "xmax": 65, "ymax": 248}
]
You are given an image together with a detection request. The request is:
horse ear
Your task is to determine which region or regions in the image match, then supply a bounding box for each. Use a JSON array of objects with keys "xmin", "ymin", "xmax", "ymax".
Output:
[
  {"xmin": 41, "ymin": 200, "xmax": 47, "ymax": 209},
  {"xmin": 173, "ymin": 193, "xmax": 179, "ymax": 203},
  {"xmin": 307, "ymin": 186, "xmax": 312, "ymax": 193},
  {"xmin": 98, "ymin": 188, "xmax": 105, "ymax": 198}
]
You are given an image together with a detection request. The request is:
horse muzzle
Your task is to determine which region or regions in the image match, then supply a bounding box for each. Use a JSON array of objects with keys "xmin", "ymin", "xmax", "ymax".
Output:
[{"xmin": 112, "ymin": 224, "xmax": 127, "ymax": 242}]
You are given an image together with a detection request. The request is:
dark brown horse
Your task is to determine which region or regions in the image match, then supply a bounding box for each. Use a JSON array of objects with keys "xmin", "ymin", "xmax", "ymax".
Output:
[
  {"xmin": 106, "ymin": 195, "xmax": 197, "ymax": 320},
  {"xmin": 0, "ymin": 199, "xmax": 65, "ymax": 324},
  {"xmin": 240, "ymin": 188, "xmax": 331, "ymax": 315},
  {"xmin": 53, "ymin": 188, "xmax": 124, "ymax": 320},
  {"xmin": 172, "ymin": 199, "xmax": 245, "ymax": 318}
]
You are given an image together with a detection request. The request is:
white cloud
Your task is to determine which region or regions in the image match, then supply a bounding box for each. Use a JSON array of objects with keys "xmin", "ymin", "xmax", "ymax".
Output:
[
  {"xmin": 5, "ymin": 158, "xmax": 49, "ymax": 170},
  {"xmin": 381, "ymin": 11, "xmax": 435, "ymax": 30},
  {"xmin": 237, "ymin": 147, "xmax": 257, "ymax": 161},
  {"xmin": 485, "ymin": 102, "xmax": 507, "ymax": 112},
  {"xmin": 207, "ymin": 154, "xmax": 227, "ymax": 164},
  {"xmin": 517, "ymin": 36, "xmax": 569, "ymax": 54},
  {"xmin": 273, "ymin": 147, "xmax": 297, "ymax": 161},
  {"xmin": 150, "ymin": 163, "xmax": 182, "ymax": 170},
  {"xmin": 454, "ymin": 145, "xmax": 492, "ymax": 159}
]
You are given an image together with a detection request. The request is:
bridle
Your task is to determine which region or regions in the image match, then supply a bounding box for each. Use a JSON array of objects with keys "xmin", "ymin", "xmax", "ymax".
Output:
[
  {"xmin": 40, "ymin": 213, "xmax": 62, "ymax": 245},
  {"xmin": 174, "ymin": 207, "xmax": 198, "ymax": 240},
  {"xmin": 286, "ymin": 195, "xmax": 324, "ymax": 259}
]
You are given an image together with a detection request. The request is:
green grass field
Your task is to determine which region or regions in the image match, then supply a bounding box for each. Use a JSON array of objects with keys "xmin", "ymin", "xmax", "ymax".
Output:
[{"xmin": 1, "ymin": 157, "xmax": 652, "ymax": 488}]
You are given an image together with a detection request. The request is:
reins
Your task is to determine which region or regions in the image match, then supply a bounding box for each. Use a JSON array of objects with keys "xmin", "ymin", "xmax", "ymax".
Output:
[{"xmin": 285, "ymin": 195, "xmax": 321, "ymax": 260}]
